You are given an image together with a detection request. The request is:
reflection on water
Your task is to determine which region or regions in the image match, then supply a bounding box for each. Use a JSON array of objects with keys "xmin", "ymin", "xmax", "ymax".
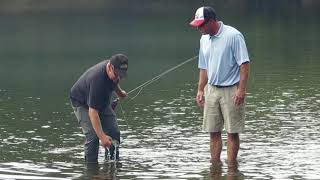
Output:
[
  {"xmin": 243, "ymin": 86, "xmax": 320, "ymax": 179},
  {"xmin": 1, "ymin": 0, "xmax": 320, "ymax": 179},
  {"xmin": 1, "ymin": 81, "xmax": 320, "ymax": 179}
]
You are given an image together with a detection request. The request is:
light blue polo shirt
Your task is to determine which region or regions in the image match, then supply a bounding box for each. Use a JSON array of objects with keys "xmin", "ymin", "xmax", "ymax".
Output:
[{"xmin": 198, "ymin": 21, "xmax": 250, "ymax": 86}]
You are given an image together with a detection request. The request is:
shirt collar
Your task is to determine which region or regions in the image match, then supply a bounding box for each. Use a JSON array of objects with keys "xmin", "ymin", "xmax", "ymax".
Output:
[{"xmin": 210, "ymin": 21, "xmax": 224, "ymax": 39}]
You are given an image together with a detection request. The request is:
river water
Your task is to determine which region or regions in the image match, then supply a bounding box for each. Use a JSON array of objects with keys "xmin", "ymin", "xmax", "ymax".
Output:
[{"xmin": 0, "ymin": 1, "xmax": 319, "ymax": 179}]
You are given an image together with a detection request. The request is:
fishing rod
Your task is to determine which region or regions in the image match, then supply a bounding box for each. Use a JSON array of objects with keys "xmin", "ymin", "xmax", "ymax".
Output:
[{"xmin": 111, "ymin": 55, "xmax": 198, "ymax": 109}]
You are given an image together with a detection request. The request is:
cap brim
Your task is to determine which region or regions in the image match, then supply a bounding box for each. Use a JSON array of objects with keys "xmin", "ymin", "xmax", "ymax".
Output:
[{"xmin": 190, "ymin": 19, "xmax": 205, "ymax": 27}]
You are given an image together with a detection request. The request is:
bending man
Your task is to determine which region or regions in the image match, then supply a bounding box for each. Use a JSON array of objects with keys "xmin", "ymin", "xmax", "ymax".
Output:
[{"xmin": 70, "ymin": 54, "xmax": 128, "ymax": 163}]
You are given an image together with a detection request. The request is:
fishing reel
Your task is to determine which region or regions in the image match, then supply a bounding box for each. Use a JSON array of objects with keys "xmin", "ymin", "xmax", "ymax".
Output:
[{"xmin": 111, "ymin": 98, "xmax": 120, "ymax": 110}]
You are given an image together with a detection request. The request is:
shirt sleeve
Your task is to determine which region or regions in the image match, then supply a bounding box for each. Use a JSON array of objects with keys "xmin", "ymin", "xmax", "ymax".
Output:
[
  {"xmin": 231, "ymin": 34, "xmax": 250, "ymax": 66},
  {"xmin": 198, "ymin": 37, "xmax": 207, "ymax": 69}
]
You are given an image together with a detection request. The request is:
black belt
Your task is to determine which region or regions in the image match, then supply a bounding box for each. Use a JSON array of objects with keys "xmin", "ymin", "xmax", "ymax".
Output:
[{"xmin": 213, "ymin": 83, "xmax": 238, "ymax": 88}]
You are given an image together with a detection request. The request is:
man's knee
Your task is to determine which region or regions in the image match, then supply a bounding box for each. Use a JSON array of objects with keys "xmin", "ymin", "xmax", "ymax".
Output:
[
  {"xmin": 210, "ymin": 132, "xmax": 221, "ymax": 139},
  {"xmin": 227, "ymin": 133, "xmax": 239, "ymax": 140}
]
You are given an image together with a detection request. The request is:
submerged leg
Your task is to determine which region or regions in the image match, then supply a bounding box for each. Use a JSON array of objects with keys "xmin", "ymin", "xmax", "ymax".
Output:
[
  {"xmin": 210, "ymin": 132, "xmax": 222, "ymax": 163},
  {"xmin": 84, "ymin": 133, "xmax": 99, "ymax": 163},
  {"xmin": 227, "ymin": 133, "xmax": 239, "ymax": 164},
  {"xmin": 100, "ymin": 112, "xmax": 120, "ymax": 161},
  {"xmin": 73, "ymin": 106, "xmax": 100, "ymax": 163}
]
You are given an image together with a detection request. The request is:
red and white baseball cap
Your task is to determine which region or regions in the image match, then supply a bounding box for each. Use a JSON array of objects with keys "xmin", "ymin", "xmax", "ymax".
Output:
[{"xmin": 190, "ymin": 6, "xmax": 217, "ymax": 27}]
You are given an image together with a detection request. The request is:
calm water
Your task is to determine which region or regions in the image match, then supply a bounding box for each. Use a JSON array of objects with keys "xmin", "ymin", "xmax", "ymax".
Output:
[{"xmin": 1, "ymin": 1, "xmax": 320, "ymax": 179}]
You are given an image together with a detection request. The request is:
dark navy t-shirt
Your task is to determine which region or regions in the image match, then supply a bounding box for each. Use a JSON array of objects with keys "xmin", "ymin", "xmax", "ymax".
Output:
[{"xmin": 70, "ymin": 60, "xmax": 117, "ymax": 112}]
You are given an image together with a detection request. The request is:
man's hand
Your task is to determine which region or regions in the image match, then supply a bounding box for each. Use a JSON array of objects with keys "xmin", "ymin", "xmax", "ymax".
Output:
[
  {"xmin": 234, "ymin": 88, "xmax": 245, "ymax": 106},
  {"xmin": 119, "ymin": 90, "xmax": 127, "ymax": 99},
  {"xmin": 235, "ymin": 62, "xmax": 249, "ymax": 106},
  {"xmin": 100, "ymin": 134, "xmax": 113, "ymax": 148},
  {"xmin": 115, "ymin": 84, "xmax": 127, "ymax": 99},
  {"xmin": 196, "ymin": 91, "xmax": 205, "ymax": 107}
]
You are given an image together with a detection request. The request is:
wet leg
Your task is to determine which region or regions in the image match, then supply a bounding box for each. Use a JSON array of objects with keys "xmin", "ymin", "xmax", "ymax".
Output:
[
  {"xmin": 210, "ymin": 132, "xmax": 222, "ymax": 163},
  {"xmin": 100, "ymin": 113, "xmax": 120, "ymax": 160},
  {"xmin": 84, "ymin": 133, "xmax": 99, "ymax": 163},
  {"xmin": 227, "ymin": 133, "xmax": 239, "ymax": 164}
]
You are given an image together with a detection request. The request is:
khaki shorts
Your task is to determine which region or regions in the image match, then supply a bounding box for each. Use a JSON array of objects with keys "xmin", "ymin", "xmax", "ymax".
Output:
[{"xmin": 203, "ymin": 84, "xmax": 245, "ymax": 133}]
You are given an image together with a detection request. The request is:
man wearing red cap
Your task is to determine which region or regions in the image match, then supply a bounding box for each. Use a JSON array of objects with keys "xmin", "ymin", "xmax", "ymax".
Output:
[{"xmin": 190, "ymin": 6, "xmax": 250, "ymax": 165}]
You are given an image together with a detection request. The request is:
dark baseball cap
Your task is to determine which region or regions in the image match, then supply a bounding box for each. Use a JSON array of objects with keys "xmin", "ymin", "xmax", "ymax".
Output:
[
  {"xmin": 110, "ymin": 53, "xmax": 128, "ymax": 78},
  {"xmin": 190, "ymin": 6, "xmax": 217, "ymax": 27}
]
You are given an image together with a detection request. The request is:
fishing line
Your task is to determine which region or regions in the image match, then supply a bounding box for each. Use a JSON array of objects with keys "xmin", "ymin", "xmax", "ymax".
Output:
[
  {"xmin": 126, "ymin": 55, "xmax": 198, "ymax": 100},
  {"xmin": 116, "ymin": 55, "xmax": 198, "ymax": 129}
]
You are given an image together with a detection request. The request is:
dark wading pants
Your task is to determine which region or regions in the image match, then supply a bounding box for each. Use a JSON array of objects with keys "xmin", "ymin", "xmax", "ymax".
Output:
[{"xmin": 72, "ymin": 106, "xmax": 120, "ymax": 163}]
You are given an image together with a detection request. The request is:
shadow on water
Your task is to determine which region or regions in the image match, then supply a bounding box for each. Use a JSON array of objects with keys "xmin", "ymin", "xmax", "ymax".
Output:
[
  {"xmin": 207, "ymin": 163, "xmax": 245, "ymax": 180},
  {"xmin": 81, "ymin": 161, "xmax": 245, "ymax": 180}
]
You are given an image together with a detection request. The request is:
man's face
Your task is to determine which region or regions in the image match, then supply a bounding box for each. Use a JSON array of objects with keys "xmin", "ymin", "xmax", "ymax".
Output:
[{"xmin": 197, "ymin": 20, "xmax": 211, "ymax": 35}]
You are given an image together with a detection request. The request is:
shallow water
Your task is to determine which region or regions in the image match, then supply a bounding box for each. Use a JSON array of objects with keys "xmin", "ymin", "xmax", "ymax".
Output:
[{"xmin": 1, "ymin": 1, "xmax": 320, "ymax": 179}]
